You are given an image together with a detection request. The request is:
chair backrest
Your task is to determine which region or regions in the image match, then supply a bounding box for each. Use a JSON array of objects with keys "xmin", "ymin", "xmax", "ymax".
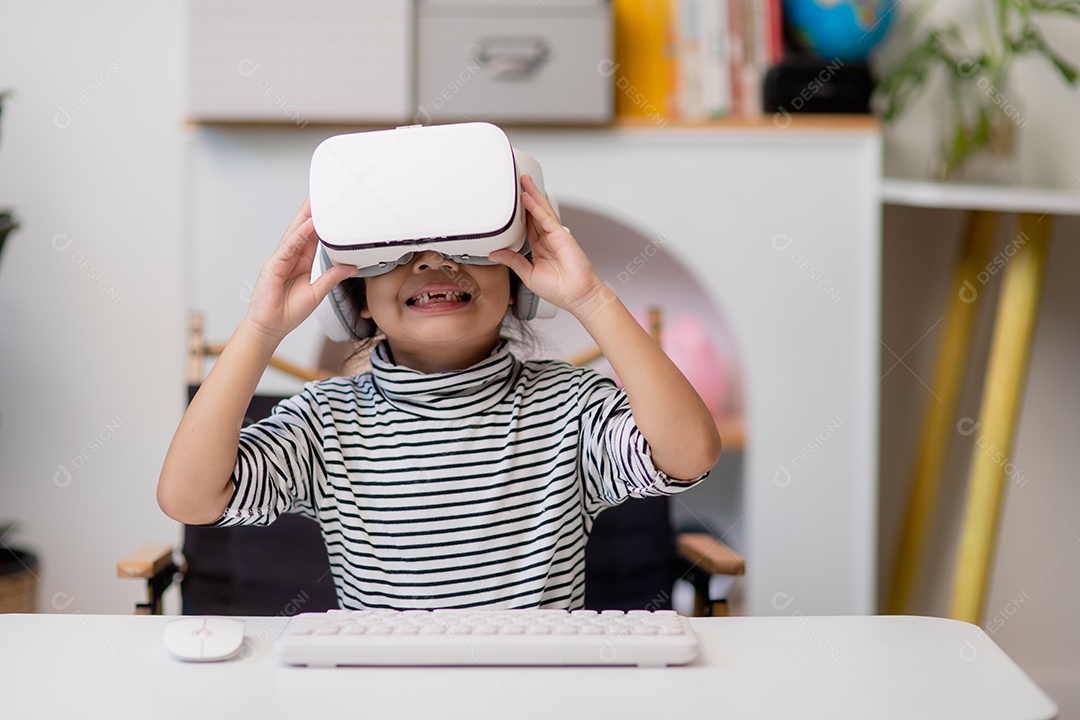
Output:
[
  {"xmin": 182, "ymin": 516, "xmax": 339, "ymax": 616},
  {"xmin": 584, "ymin": 496, "xmax": 674, "ymax": 611}
]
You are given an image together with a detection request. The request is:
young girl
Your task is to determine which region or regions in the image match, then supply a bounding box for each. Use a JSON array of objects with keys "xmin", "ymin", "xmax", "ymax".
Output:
[{"xmin": 158, "ymin": 175, "xmax": 722, "ymax": 610}]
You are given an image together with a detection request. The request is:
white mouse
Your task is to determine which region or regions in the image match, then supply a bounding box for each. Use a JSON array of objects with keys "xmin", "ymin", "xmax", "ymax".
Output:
[{"xmin": 164, "ymin": 617, "xmax": 246, "ymax": 662}]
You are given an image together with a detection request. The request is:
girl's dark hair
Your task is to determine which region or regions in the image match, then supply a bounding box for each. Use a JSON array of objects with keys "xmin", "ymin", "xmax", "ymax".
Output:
[
  {"xmin": 339, "ymin": 270, "xmax": 543, "ymax": 363},
  {"xmin": 503, "ymin": 272, "xmax": 544, "ymax": 356},
  {"xmin": 340, "ymin": 276, "xmax": 380, "ymax": 356}
]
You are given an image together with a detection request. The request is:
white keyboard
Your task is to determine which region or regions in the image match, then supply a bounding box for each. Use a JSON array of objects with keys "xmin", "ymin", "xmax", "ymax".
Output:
[{"xmin": 275, "ymin": 609, "xmax": 698, "ymax": 668}]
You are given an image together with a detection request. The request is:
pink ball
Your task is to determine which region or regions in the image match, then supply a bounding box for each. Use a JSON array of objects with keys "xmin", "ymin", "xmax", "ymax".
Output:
[{"xmin": 661, "ymin": 314, "xmax": 728, "ymax": 420}]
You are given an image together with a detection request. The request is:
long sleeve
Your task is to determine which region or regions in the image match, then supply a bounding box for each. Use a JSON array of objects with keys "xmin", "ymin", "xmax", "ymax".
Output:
[
  {"xmin": 205, "ymin": 388, "xmax": 325, "ymax": 528},
  {"xmin": 577, "ymin": 371, "xmax": 708, "ymax": 518}
]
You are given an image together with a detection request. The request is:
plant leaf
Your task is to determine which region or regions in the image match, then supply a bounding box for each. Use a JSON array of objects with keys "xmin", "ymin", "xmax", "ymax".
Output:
[
  {"xmin": 1027, "ymin": 0, "xmax": 1080, "ymax": 16},
  {"xmin": 1011, "ymin": 25, "xmax": 1080, "ymax": 83},
  {"xmin": 876, "ymin": 27, "xmax": 969, "ymax": 121}
]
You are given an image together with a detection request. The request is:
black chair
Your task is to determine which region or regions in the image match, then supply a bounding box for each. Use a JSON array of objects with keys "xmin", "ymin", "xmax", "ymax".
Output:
[
  {"xmin": 584, "ymin": 495, "xmax": 676, "ymax": 611},
  {"xmin": 180, "ymin": 515, "xmax": 339, "ymax": 617},
  {"xmin": 122, "ymin": 497, "xmax": 743, "ymax": 616},
  {"xmin": 119, "ymin": 314, "xmax": 744, "ymax": 616}
]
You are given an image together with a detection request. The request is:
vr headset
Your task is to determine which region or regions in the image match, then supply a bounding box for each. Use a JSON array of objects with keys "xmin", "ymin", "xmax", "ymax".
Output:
[{"xmin": 309, "ymin": 122, "xmax": 558, "ymax": 342}]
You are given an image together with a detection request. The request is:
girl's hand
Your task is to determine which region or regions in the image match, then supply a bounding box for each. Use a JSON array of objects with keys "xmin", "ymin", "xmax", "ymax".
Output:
[
  {"xmin": 489, "ymin": 174, "xmax": 610, "ymax": 317},
  {"xmin": 243, "ymin": 197, "xmax": 357, "ymax": 345}
]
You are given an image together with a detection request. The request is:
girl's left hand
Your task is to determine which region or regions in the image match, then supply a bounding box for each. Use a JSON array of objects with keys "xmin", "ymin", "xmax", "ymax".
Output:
[{"xmin": 488, "ymin": 174, "xmax": 609, "ymax": 315}]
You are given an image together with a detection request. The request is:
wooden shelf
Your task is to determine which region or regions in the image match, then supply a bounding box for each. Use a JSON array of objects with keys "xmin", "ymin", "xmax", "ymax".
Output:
[
  {"xmin": 613, "ymin": 114, "xmax": 880, "ymax": 132},
  {"xmin": 185, "ymin": 114, "xmax": 880, "ymax": 133},
  {"xmin": 717, "ymin": 415, "xmax": 747, "ymax": 452}
]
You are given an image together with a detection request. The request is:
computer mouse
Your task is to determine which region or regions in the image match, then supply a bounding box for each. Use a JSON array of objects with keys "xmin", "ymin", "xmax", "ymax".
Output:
[{"xmin": 163, "ymin": 617, "xmax": 246, "ymax": 662}]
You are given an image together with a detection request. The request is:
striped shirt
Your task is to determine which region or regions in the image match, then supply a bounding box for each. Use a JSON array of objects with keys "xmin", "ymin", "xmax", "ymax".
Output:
[{"xmin": 210, "ymin": 340, "xmax": 705, "ymax": 610}]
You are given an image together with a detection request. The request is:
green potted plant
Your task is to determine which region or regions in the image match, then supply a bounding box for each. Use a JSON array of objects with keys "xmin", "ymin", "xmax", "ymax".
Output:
[{"xmin": 876, "ymin": 0, "xmax": 1080, "ymax": 182}]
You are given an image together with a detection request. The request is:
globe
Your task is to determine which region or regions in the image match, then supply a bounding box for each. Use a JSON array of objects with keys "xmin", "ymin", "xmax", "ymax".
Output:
[{"xmin": 784, "ymin": 0, "xmax": 893, "ymax": 62}]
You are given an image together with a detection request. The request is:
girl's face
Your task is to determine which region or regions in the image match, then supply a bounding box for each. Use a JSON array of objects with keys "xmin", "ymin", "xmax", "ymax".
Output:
[{"xmin": 360, "ymin": 251, "xmax": 513, "ymax": 372}]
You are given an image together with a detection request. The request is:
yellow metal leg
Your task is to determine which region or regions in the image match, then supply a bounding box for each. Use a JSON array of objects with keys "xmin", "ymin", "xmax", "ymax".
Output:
[
  {"xmin": 888, "ymin": 210, "xmax": 997, "ymax": 615},
  {"xmin": 950, "ymin": 213, "xmax": 1052, "ymax": 624}
]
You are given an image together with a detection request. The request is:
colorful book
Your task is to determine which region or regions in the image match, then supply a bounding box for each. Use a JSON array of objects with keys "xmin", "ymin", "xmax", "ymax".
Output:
[{"xmin": 613, "ymin": 0, "xmax": 673, "ymax": 120}]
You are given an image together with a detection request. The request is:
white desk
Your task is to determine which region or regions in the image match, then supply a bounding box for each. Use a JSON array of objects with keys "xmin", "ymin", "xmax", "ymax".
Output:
[{"xmin": 0, "ymin": 614, "xmax": 1055, "ymax": 719}]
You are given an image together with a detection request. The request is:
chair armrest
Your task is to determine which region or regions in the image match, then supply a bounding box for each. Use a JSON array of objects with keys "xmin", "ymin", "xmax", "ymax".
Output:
[
  {"xmin": 677, "ymin": 533, "xmax": 746, "ymax": 576},
  {"xmin": 116, "ymin": 543, "xmax": 175, "ymax": 579}
]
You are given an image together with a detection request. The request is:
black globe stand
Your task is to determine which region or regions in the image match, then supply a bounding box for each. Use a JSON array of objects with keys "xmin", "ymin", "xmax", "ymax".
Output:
[{"xmin": 763, "ymin": 54, "xmax": 874, "ymax": 114}]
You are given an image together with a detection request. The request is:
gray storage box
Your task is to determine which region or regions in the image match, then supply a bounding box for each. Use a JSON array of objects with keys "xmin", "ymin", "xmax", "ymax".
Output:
[
  {"xmin": 416, "ymin": 0, "xmax": 613, "ymax": 124},
  {"xmin": 189, "ymin": 0, "xmax": 414, "ymax": 123}
]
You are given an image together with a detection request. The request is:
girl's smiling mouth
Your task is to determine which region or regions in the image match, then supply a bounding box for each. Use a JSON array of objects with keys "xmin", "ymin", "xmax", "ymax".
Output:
[{"xmin": 404, "ymin": 288, "xmax": 473, "ymax": 309}]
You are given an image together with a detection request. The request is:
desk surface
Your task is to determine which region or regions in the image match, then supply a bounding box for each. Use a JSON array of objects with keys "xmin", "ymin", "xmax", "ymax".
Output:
[{"xmin": 0, "ymin": 614, "xmax": 1055, "ymax": 720}]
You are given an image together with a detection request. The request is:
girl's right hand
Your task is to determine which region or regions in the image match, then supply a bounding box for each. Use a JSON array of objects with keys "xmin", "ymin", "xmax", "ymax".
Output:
[{"xmin": 242, "ymin": 197, "xmax": 357, "ymax": 345}]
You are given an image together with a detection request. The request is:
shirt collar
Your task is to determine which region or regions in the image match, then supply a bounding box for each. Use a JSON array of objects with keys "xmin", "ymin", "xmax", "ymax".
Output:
[{"xmin": 369, "ymin": 340, "xmax": 520, "ymax": 419}]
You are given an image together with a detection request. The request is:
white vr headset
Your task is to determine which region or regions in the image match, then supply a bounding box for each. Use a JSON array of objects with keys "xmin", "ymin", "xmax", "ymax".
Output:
[{"xmin": 309, "ymin": 122, "xmax": 558, "ymax": 342}]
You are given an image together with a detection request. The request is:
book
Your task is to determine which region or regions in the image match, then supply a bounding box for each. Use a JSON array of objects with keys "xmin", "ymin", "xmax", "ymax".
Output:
[
  {"xmin": 613, "ymin": 0, "xmax": 674, "ymax": 122},
  {"xmin": 613, "ymin": 0, "xmax": 782, "ymax": 122}
]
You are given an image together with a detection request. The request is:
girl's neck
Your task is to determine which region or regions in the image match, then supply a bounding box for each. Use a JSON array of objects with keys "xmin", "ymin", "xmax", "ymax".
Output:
[{"xmin": 382, "ymin": 335, "xmax": 503, "ymax": 374}]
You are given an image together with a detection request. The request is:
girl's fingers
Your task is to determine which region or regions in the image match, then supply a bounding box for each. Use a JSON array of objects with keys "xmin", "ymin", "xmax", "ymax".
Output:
[
  {"xmin": 296, "ymin": 220, "xmax": 322, "ymax": 268},
  {"xmin": 520, "ymin": 177, "xmax": 549, "ymax": 214},
  {"xmin": 309, "ymin": 262, "xmax": 357, "ymax": 301},
  {"xmin": 520, "ymin": 175, "xmax": 558, "ymax": 219},
  {"xmin": 526, "ymin": 214, "xmax": 544, "ymax": 249},
  {"xmin": 260, "ymin": 219, "xmax": 320, "ymax": 289},
  {"xmin": 488, "ymin": 249, "xmax": 534, "ymax": 284},
  {"xmin": 521, "ymin": 189, "xmax": 564, "ymax": 236},
  {"xmin": 521, "ymin": 173, "xmax": 544, "ymax": 198},
  {"xmin": 275, "ymin": 199, "xmax": 315, "ymax": 261},
  {"xmin": 276, "ymin": 217, "xmax": 318, "ymax": 263}
]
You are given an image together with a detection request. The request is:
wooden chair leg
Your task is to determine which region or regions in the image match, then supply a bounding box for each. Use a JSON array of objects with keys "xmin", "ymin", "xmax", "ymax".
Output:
[
  {"xmin": 118, "ymin": 544, "xmax": 179, "ymax": 615},
  {"xmin": 691, "ymin": 591, "xmax": 706, "ymax": 618},
  {"xmin": 677, "ymin": 532, "xmax": 745, "ymax": 617},
  {"xmin": 710, "ymin": 599, "xmax": 729, "ymax": 617},
  {"xmin": 136, "ymin": 566, "xmax": 179, "ymax": 615}
]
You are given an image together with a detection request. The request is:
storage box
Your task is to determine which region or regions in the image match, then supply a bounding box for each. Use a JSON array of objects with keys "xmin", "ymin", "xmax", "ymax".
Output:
[
  {"xmin": 189, "ymin": 0, "xmax": 414, "ymax": 123},
  {"xmin": 416, "ymin": 0, "xmax": 613, "ymax": 124}
]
